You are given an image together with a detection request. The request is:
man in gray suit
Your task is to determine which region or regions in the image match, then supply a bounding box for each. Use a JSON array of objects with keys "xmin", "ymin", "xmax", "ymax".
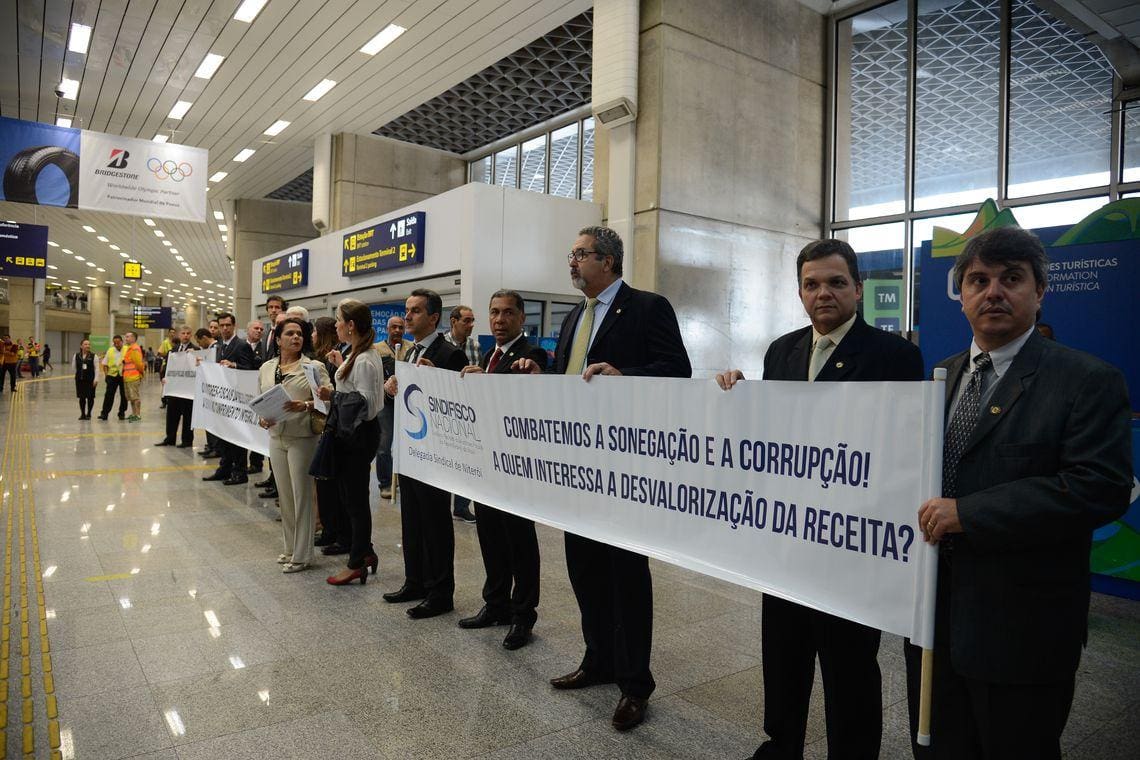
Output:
[{"xmin": 906, "ymin": 226, "xmax": 1132, "ymax": 759}]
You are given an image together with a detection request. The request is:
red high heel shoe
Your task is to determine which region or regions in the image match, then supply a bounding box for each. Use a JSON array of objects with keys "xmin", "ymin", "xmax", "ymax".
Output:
[
  {"xmin": 365, "ymin": 553, "xmax": 379, "ymax": 573},
  {"xmin": 327, "ymin": 566, "xmax": 368, "ymax": 586}
]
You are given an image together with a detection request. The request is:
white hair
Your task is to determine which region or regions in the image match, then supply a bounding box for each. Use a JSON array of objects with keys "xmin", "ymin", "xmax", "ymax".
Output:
[{"xmin": 285, "ymin": 305, "xmax": 309, "ymax": 319}]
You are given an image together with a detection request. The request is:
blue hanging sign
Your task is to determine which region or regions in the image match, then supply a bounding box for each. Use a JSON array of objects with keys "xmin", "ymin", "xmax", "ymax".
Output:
[
  {"xmin": 0, "ymin": 221, "xmax": 49, "ymax": 279},
  {"xmin": 261, "ymin": 248, "xmax": 309, "ymax": 293},
  {"xmin": 342, "ymin": 211, "xmax": 425, "ymax": 277}
]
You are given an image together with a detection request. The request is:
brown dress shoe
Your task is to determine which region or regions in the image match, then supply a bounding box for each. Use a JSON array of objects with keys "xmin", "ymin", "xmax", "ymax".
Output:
[
  {"xmin": 612, "ymin": 695, "xmax": 647, "ymax": 731},
  {"xmin": 549, "ymin": 668, "xmax": 612, "ymax": 690}
]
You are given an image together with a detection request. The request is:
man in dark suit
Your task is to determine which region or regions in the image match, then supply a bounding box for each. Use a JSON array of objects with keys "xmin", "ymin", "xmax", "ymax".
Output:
[
  {"xmin": 154, "ymin": 325, "xmax": 196, "ymax": 448},
  {"xmin": 717, "ymin": 238, "xmax": 924, "ymax": 760},
  {"xmin": 245, "ymin": 320, "xmax": 268, "ymax": 474},
  {"xmin": 906, "ymin": 226, "xmax": 1132, "ymax": 759},
  {"xmin": 261, "ymin": 295, "xmax": 286, "ymax": 359},
  {"xmin": 202, "ymin": 312, "xmax": 259, "ymax": 486},
  {"xmin": 456, "ymin": 289, "xmax": 549, "ymax": 650},
  {"xmin": 381, "ymin": 288, "xmax": 468, "ymax": 619},
  {"xmin": 515, "ymin": 225, "xmax": 691, "ymax": 732}
]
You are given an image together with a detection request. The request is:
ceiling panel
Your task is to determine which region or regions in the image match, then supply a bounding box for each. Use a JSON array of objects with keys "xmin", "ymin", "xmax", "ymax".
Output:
[{"xmin": 2, "ymin": 0, "xmax": 590, "ymax": 313}]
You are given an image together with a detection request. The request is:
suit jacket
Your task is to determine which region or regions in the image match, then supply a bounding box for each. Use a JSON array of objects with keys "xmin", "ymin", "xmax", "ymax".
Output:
[
  {"xmin": 377, "ymin": 341, "xmax": 410, "ymax": 407},
  {"xmin": 763, "ymin": 315, "xmax": 925, "ymax": 382},
  {"xmin": 937, "ymin": 331, "xmax": 1132, "ymax": 684},
  {"xmin": 248, "ymin": 340, "xmax": 266, "ymax": 368},
  {"xmin": 417, "ymin": 333, "xmax": 467, "ymax": 373},
  {"xmin": 216, "ymin": 337, "xmax": 258, "ymax": 371},
  {"xmin": 552, "ymin": 282, "xmax": 691, "ymax": 378},
  {"xmin": 482, "ymin": 336, "xmax": 548, "ymax": 374}
]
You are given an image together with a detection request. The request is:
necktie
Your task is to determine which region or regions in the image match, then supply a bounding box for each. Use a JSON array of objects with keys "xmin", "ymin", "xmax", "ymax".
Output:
[
  {"xmin": 565, "ymin": 298, "xmax": 599, "ymax": 375},
  {"xmin": 942, "ymin": 353, "xmax": 993, "ymax": 498},
  {"xmin": 808, "ymin": 335, "xmax": 833, "ymax": 381},
  {"xmin": 486, "ymin": 347, "xmax": 503, "ymax": 373},
  {"xmin": 408, "ymin": 344, "xmax": 423, "ymax": 364}
]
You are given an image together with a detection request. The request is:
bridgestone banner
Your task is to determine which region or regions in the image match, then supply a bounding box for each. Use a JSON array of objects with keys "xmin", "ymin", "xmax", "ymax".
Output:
[
  {"xmin": 394, "ymin": 364, "xmax": 943, "ymax": 646},
  {"xmin": 191, "ymin": 363, "xmax": 269, "ymax": 457},
  {"xmin": 162, "ymin": 351, "xmax": 199, "ymax": 400}
]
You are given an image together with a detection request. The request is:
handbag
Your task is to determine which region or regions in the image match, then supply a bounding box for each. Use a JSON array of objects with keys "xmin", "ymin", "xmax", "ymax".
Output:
[{"xmin": 309, "ymin": 408, "xmax": 327, "ymax": 435}]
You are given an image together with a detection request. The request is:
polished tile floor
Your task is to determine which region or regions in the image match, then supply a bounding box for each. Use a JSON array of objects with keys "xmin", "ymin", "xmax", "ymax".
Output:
[{"xmin": 2, "ymin": 376, "xmax": 1138, "ymax": 759}]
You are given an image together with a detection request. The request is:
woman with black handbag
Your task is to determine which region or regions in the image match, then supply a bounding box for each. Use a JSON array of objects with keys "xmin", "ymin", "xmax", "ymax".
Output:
[
  {"xmin": 256, "ymin": 318, "xmax": 331, "ymax": 574},
  {"xmin": 317, "ymin": 299, "xmax": 384, "ymax": 585}
]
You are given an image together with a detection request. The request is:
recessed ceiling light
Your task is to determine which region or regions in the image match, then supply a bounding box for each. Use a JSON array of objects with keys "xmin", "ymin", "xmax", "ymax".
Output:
[
  {"xmin": 174, "ymin": 256, "xmax": 184, "ymax": 262},
  {"xmin": 232, "ymin": 149, "xmax": 255, "ymax": 163},
  {"xmin": 62, "ymin": 248, "xmax": 72, "ymax": 254},
  {"xmin": 167, "ymin": 100, "xmax": 193, "ymax": 120},
  {"xmin": 119, "ymin": 252, "xmax": 129, "ymax": 258},
  {"xmin": 59, "ymin": 78, "xmax": 79, "ymax": 100},
  {"xmin": 153, "ymin": 230, "xmax": 164, "ymax": 237},
  {"xmin": 213, "ymin": 211, "xmax": 224, "ymax": 220},
  {"xmin": 303, "ymin": 79, "xmax": 336, "ymax": 102},
  {"xmin": 86, "ymin": 262, "xmax": 95, "ymax": 267},
  {"xmin": 153, "ymin": 134, "xmax": 169, "ymax": 143},
  {"xmin": 218, "ymin": 224, "xmax": 228, "ymax": 232},
  {"xmin": 56, "ymin": 117, "xmax": 72, "ymax": 128},
  {"xmin": 47, "ymin": 264, "xmax": 58, "ymax": 270},
  {"xmin": 82, "ymin": 225, "xmax": 95, "ymax": 232},
  {"xmin": 73, "ymin": 255, "xmax": 85, "ymax": 261},
  {"xmin": 68, "ymin": 23, "xmax": 92, "ymax": 54},
  {"xmin": 263, "ymin": 120, "xmax": 290, "ymax": 136},
  {"xmin": 164, "ymin": 278, "xmax": 174, "ymax": 283},
  {"xmin": 143, "ymin": 269, "xmax": 152, "ymax": 274},
  {"xmin": 104, "ymin": 281, "xmax": 115, "ymax": 285},
  {"xmin": 233, "ymin": 0, "xmax": 268, "ymax": 23},
  {"xmin": 202, "ymin": 279, "xmax": 213, "ymax": 284},
  {"xmin": 143, "ymin": 218, "xmax": 156, "ymax": 226},
  {"xmin": 169, "ymin": 248, "xmax": 178, "ymax": 253},
  {"xmin": 360, "ymin": 24, "xmax": 406, "ymax": 55},
  {"xmin": 209, "ymin": 171, "xmax": 228, "ymax": 182},
  {"xmin": 162, "ymin": 240, "xmax": 172, "ymax": 246},
  {"xmin": 109, "ymin": 244, "xmax": 119, "ymax": 250},
  {"xmin": 85, "ymin": 276, "xmax": 96, "ymax": 281},
  {"xmin": 96, "ymin": 267, "xmax": 105, "ymax": 272},
  {"xmin": 97, "ymin": 235, "xmax": 108, "ymax": 242},
  {"xmin": 194, "ymin": 53, "xmax": 225, "ymax": 80},
  {"xmin": 47, "ymin": 240, "xmax": 59, "ymax": 247},
  {"xmin": 221, "ymin": 235, "xmax": 227, "ymax": 242}
]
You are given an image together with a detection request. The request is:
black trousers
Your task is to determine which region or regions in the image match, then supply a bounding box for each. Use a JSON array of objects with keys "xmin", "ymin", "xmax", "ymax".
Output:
[
  {"xmin": 2, "ymin": 364, "xmax": 17, "ymax": 390},
  {"xmin": 75, "ymin": 379, "xmax": 96, "ymax": 415},
  {"xmin": 755, "ymin": 594, "xmax": 882, "ymax": 760},
  {"xmin": 473, "ymin": 502, "xmax": 540, "ymax": 627},
  {"xmin": 164, "ymin": 397, "xmax": 193, "ymax": 445},
  {"xmin": 399, "ymin": 475, "xmax": 455, "ymax": 604},
  {"xmin": 333, "ymin": 418, "xmax": 379, "ymax": 569},
  {"xmin": 565, "ymin": 532, "xmax": 655, "ymax": 699},
  {"xmin": 99, "ymin": 375, "xmax": 127, "ymax": 417},
  {"xmin": 215, "ymin": 441, "xmax": 247, "ymax": 478},
  {"xmin": 316, "ymin": 477, "xmax": 350, "ymax": 546}
]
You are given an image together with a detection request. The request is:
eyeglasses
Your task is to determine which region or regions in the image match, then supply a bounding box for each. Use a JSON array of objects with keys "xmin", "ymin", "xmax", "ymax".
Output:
[{"xmin": 567, "ymin": 248, "xmax": 599, "ymax": 263}]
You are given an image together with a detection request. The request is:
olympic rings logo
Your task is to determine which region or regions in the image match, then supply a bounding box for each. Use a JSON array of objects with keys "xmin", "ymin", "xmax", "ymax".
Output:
[{"xmin": 146, "ymin": 158, "xmax": 194, "ymax": 182}]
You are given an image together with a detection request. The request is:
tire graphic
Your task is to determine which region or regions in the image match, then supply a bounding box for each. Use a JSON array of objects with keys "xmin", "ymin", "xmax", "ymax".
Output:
[{"xmin": 3, "ymin": 145, "xmax": 81, "ymax": 207}]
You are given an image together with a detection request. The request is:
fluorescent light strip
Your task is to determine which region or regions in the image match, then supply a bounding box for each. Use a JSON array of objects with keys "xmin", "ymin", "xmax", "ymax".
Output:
[
  {"xmin": 152, "ymin": 134, "xmax": 169, "ymax": 143},
  {"xmin": 303, "ymin": 79, "xmax": 336, "ymax": 102},
  {"xmin": 233, "ymin": 0, "xmax": 268, "ymax": 23},
  {"xmin": 360, "ymin": 24, "xmax": 406, "ymax": 55},
  {"xmin": 209, "ymin": 171, "xmax": 228, "ymax": 182},
  {"xmin": 232, "ymin": 148, "xmax": 255, "ymax": 163},
  {"xmin": 194, "ymin": 53, "xmax": 225, "ymax": 80},
  {"xmin": 56, "ymin": 117, "xmax": 72, "ymax": 128},
  {"xmin": 68, "ymin": 23, "xmax": 92, "ymax": 54},
  {"xmin": 168, "ymin": 100, "xmax": 192, "ymax": 120},
  {"xmin": 59, "ymin": 79, "xmax": 79, "ymax": 100},
  {"xmin": 263, "ymin": 120, "xmax": 290, "ymax": 136}
]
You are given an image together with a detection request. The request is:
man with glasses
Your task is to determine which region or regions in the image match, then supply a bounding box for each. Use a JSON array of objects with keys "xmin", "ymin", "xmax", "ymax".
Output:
[{"xmin": 514, "ymin": 225, "xmax": 691, "ymax": 732}]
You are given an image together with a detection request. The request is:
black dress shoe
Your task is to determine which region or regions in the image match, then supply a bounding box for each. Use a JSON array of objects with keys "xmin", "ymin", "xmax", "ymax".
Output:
[
  {"xmin": 154, "ymin": 440, "xmax": 174, "ymax": 447},
  {"xmin": 457, "ymin": 605, "xmax": 510, "ymax": 629},
  {"xmin": 202, "ymin": 472, "xmax": 228, "ymax": 482},
  {"xmin": 259, "ymin": 487, "xmax": 278, "ymax": 499},
  {"xmin": 321, "ymin": 543, "xmax": 349, "ymax": 556},
  {"xmin": 549, "ymin": 668, "xmax": 613, "ymax": 690},
  {"xmin": 314, "ymin": 532, "xmax": 335, "ymax": 547},
  {"xmin": 382, "ymin": 584, "xmax": 426, "ymax": 603},
  {"xmin": 406, "ymin": 599, "xmax": 453, "ymax": 619},
  {"xmin": 177, "ymin": 442, "xmax": 193, "ymax": 448},
  {"xmin": 612, "ymin": 695, "xmax": 647, "ymax": 731},
  {"xmin": 254, "ymin": 477, "xmax": 273, "ymax": 488},
  {"xmin": 246, "ymin": 465, "xmax": 263, "ymax": 474},
  {"xmin": 222, "ymin": 474, "xmax": 248, "ymax": 486},
  {"xmin": 502, "ymin": 624, "xmax": 532, "ymax": 650}
]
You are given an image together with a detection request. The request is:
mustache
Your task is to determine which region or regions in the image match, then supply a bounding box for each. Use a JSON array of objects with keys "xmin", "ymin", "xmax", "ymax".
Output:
[{"xmin": 979, "ymin": 302, "xmax": 1012, "ymax": 315}]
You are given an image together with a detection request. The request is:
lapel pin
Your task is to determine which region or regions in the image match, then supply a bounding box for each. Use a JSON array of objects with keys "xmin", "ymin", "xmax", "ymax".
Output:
[
  {"xmin": 990, "ymin": 405, "xmax": 1001, "ymax": 415},
  {"xmin": 616, "ymin": 308, "xmax": 622, "ymax": 315},
  {"xmin": 835, "ymin": 361, "xmax": 844, "ymax": 369}
]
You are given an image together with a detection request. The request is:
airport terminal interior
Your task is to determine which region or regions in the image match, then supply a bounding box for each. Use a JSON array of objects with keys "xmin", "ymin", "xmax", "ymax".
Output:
[{"xmin": 2, "ymin": 0, "xmax": 1140, "ymax": 758}]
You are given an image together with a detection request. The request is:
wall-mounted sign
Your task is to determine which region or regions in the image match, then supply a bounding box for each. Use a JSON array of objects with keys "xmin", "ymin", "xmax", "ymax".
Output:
[
  {"xmin": 261, "ymin": 248, "xmax": 308, "ymax": 293},
  {"xmin": 0, "ymin": 221, "xmax": 48, "ymax": 279},
  {"xmin": 132, "ymin": 305, "xmax": 172, "ymax": 330},
  {"xmin": 123, "ymin": 261, "xmax": 143, "ymax": 280},
  {"xmin": 342, "ymin": 211, "xmax": 425, "ymax": 277},
  {"xmin": 0, "ymin": 116, "xmax": 208, "ymax": 222}
]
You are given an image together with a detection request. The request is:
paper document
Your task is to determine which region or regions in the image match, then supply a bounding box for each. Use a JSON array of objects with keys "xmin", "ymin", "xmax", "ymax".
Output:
[
  {"xmin": 248, "ymin": 383, "xmax": 293, "ymax": 423},
  {"xmin": 302, "ymin": 363, "xmax": 329, "ymax": 414}
]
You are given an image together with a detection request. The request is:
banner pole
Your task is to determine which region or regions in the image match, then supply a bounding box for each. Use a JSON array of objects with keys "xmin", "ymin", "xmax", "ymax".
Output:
[{"xmin": 917, "ymin": 366, "xmax": 947, "ymax": 747}]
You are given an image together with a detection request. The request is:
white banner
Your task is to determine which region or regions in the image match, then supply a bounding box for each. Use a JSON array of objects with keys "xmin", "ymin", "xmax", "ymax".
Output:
[
  {"xmin": 395, "ymin": 364, "xmax": 942, "ymax": 646},
  {"xmin": 161, "ymin": 351, "xmax": 199, "ymax": 399},
  {"xmin": 191, "ymin": 363, "xmax": 269, "ymax": 457},
  {"xmin": 79, "ymin": 131, "xmax": 207, "ymax": 222}
]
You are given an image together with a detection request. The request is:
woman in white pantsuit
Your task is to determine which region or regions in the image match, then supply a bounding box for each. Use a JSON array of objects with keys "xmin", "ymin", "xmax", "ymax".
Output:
[{"xmin": 257, "ymin": 317, "xmax": 331, "ymax": 573}]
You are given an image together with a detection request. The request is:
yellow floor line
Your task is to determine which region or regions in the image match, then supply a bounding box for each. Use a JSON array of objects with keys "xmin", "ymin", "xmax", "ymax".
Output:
[
  {"xmin": 1, "ymin": 383, "xmax": 17, "ymax": 758},
  {"xmin": 33, "ymin": 433, "xmax": 151, "ymax": 440},
  {"xmin": 34, "ymin": 464, "xmax": 213, "ymax": 478},
  {"xmin": 81, "ymin": 573, "xmax": 135, "ymax": 583}
]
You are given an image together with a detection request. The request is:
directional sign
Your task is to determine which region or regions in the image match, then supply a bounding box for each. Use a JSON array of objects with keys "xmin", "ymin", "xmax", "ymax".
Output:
[
  {"xmin": 0, "ymin": 221, "xmax": 48, "ymax": 279},
  {"xmin": 261, "ymin": 248, "xmax": 308, "ymax": 293},
  {"xmin": 132, "ymin": 305, "xmax": 172, "ymax": 330},
  {"xmin": 123, "ymin": 261, "xmax": 143, "ymax": 280},
  {"xmin": 342, "ymin": 211, "xmax": 425, "ymax": 277}
]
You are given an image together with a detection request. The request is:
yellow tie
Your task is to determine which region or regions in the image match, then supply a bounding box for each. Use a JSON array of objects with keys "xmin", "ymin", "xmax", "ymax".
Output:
[
  {"xmin": 565, "ymin": 298, "xmax": 599, "ymax": 374},
  {"xmin": 808, "ymin": 335, "xmax": 833, "ymax": 381}
]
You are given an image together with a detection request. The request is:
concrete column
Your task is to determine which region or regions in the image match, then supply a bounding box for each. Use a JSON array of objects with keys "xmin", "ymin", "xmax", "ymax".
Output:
[
  {"xmin": 88, "ymin": 286, "xmax": 111, "ymax": 339},
  {"xmin": 231, "ymin": 198, "xmax": 315, "ymax": 322},
  {"xmin": 631, "ymin": 0, "xmax": 827, "ymax": 377},
  {"xmin": 330, "ymin": 133, "xmax": 466, "ymax": 230},
  {"xmin": 7, "ymin": 279, "xmax": 37, "ymax": 343},
  {"xmin": 184, "ymin": 302, "xmax": 201, "ymax": 330}
]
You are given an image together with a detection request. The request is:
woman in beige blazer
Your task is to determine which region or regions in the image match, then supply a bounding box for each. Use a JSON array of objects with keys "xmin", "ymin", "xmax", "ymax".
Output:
[{"xmin": 256, "ymin": 317, "xmax": 331, "ymax": 573}]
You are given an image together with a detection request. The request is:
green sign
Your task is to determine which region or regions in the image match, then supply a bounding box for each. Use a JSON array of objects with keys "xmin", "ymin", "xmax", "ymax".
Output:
[
  {"xmin": 861, "ymin": 278, "xmax": 903, "ymax": 334},
  {"xmin": 88, "ymin": 334, "xmax": 110, "ymax": 353}
]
